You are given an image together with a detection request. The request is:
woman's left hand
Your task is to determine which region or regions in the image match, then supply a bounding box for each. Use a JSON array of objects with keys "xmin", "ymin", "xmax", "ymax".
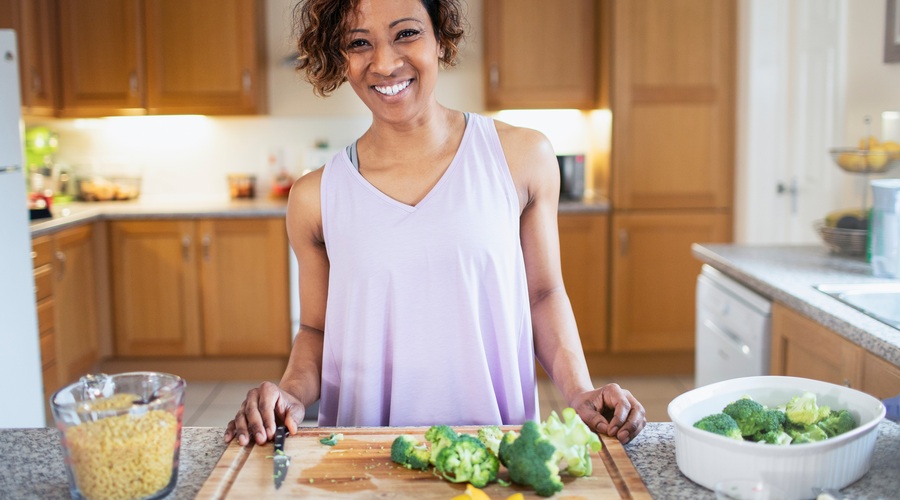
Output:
[{"xmin": 571, "ymin": 383, "xmax": 646, "ymax": 444}]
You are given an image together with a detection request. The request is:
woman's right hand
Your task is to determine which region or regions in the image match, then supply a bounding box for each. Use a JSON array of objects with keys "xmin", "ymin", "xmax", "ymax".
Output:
[{"xmin": 223, "ymin": 381, "xmax": 307, "ymax": 445}]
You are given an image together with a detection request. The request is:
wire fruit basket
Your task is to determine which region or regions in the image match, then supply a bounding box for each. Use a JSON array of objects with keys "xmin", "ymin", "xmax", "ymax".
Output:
[{"xmin": 814, "ymin": 220, "xmax": 867, "ymax": 256}]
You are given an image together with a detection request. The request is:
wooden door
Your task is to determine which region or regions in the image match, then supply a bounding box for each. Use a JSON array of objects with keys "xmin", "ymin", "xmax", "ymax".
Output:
[
  {"xmin": 53, "ymin": 225, "xmax": 100, "ymax": 385},
  {"xmin": 558, "ymin": 213, "xmax": 608, "ymax": 353},
  {"xmin": 0, "ymin": 0, "xmax": 58, "ymax": 115},
  {"xmin": 57, "ymin": 0, "xmax": 143, "ymax": 116},
  {"xmin": 861, "ymin": 352, "xmax": 900, "ymax": 400},
  {"xmin": 610, "ymin": 0, "xmax": 735, "ymax": 210},
  {"xmin": 199, "ymin": 218, "xmax": 290, "ymax": 356},
  {"xmin": 770, "ymin": 303, "xmax": 863, "ymax": 388},
  {"xmin": 610, "ymin": 211, "xmax": 730, "ymax": 352},
  {"xmin": 483, "ymin": 0, "xmax": 598, "ymax": 110},
  {"xmin": 110, "ymin": 220, "xmax": 203, "ymax": 356},
  {"xmin": 143, "ymin": 0, "xmax": 265, "ymax": 114}
]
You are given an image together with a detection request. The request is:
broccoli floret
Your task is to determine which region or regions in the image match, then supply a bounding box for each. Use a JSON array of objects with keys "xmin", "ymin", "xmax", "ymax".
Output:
[
  {"xmin": 541, "ymin": 407, "xmax": 603, "ymax": 477},
  {"xmin": 786, "ymin": 422, "xmax": 829, "ymax": 444},
  {"xmin": 785, "ymin": 391, "xmax": 825, "ymax": 426},
  {"xmin": 434, "ymin": 434, "xmax": 500, "ymax": 488},
  {"xmin": 722, "ymin": 397, "xmax": 770, "ymax": 437},
  {"xmin": 390, "ymin": 435, "xmax": 431, "ymax": 470},
  {"xmin": 476, "ymin": 425, "xmax": 504, "ymax": 457},
  {"xmin": 754, "ymin": 429, "xmax": 793, "ymax": 445},
  {"xmin": 424, "ymin": 425, "xmax": 459, "ymax": 466},
  {"xmin": 817, "ymin": 409, "xmax": 856, "ymax": 438},
  {"xmin": 497, "ymin": 430, "xmax": 519, "ymax": 468},
  {"xmin": 693, "ymin": 413, "xmax": 743, "ymax": 441},
  {"xmin": 498, "ymin": 420, "xmax": 564, "ymax": 497}
]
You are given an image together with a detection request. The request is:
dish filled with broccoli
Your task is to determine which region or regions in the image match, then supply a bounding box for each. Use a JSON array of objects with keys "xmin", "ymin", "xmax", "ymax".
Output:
[
  {"xmin": 693, "ymin": 391, "xmax": 857, "ymax": 445},
  {"xmin": 390, "ymin": 407, "xmax": 602, "ymax": 497}
]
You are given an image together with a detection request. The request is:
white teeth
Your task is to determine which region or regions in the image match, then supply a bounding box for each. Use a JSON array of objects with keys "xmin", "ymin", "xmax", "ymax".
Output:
[{"xmin": 374, "ymin": 80, "xmax": 410, "ymax": 96}]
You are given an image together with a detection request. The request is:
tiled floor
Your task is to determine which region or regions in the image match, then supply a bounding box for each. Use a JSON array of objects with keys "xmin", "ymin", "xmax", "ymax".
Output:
[{"xmin": 183, "ymin": 376, "xmax": 694, "ymax": 428}]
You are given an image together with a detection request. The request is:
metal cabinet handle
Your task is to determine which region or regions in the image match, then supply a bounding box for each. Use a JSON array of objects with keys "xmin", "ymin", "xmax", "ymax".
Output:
[
  {"xmin": 129, "ymin": 70, "xmax": 139, "ymax": 94},
  {"xmin": 55, "ymin": 250, "xmax": 66, "ymax": 280},
  {"xmin": 202, "ymin": 234, "xmax": 211, "ymax": 261},
  {"xmin": 31, "ymin": 70, "xmax": 42, "ymax": 93},
  {"xmin": 242, "ymin": 70, "xmax": 252, "ymax": 93},
  {"xmin": 182, "ymin": 235, "xmax": 192, "ymax": 262},
  {"xmin": 618, "ymin": 229, "xmax": 629, "ymax": 256},
  {"xmin": 489, "ymin": 63, "xmax": 499, "ymax": 89}
]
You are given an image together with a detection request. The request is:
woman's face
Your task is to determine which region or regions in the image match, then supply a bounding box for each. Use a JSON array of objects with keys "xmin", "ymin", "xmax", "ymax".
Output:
[{"xmin": 344, "ymin": 0, "xmax": 442, "ymax": 123}]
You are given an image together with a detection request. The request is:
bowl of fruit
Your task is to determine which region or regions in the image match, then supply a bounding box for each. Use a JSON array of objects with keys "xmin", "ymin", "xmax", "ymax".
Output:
[
  {"xmin": 829, "ymin": 136, "xmax": 900, "ymax": 174},
  {"xmin": 813, "ymin": 208, "xmax": 869, "ymax": 257}
]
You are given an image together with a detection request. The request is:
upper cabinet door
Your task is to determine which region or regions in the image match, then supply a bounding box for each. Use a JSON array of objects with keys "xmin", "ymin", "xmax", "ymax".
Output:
[
  {"xmin": 483, "ymin": 0, "xmax": 598, "ymax": 110},
  {"xmin": 143, "ymin": 0, "xmax": 266, "ymax": 115},
  {"xmin": 611, "ymin": 0, "xmax": 736, "ymax": 210},
  {"xmin": 57, "ymin": 0, "xmax": 144, "ymax": 117},
  {"xmin": 0, "ymin": 0, "xmax": 59, "ymax": 116}
]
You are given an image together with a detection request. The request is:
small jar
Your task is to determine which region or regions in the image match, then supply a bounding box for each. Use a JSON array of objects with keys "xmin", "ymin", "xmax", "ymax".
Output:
[
  {"xmin": 227, "ymin": 173, "xmax": 257, "ymax": 199},
  {"xmin": 51, "ymin": 372, "xmax": 186, "ymax": 500}
]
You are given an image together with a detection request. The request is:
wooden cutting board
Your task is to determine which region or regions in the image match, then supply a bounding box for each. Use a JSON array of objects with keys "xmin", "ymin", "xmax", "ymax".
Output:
[{"xmin": 197, "ymin": 426, "xmax": 650, "ymax": 499}]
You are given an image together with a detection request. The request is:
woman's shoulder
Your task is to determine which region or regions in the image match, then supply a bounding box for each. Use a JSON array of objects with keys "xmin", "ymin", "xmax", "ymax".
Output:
[{"xmin": 490, "ymin": 118, "xmax": 555, "ymax": 158}]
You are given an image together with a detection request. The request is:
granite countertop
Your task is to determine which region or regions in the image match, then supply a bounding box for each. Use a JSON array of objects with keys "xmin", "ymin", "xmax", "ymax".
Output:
[
  {"xmin": 693, "ymin": 244, "xmax": 900, "ymax": 367},
  {"xmin": 2, "ymin": 422, "xmax": 899, "ymax": 498},
  {"xmin": 30, "ymin": 197, "xmax": 609, "ymax": 237}
]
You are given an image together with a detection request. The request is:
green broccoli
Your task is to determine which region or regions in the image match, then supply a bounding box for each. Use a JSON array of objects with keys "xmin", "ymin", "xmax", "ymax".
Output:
[
  {"xmin": 390, "ymin": 435, "xmax": 431, "ymax": 470},
  {"xmin": 753, "ymin": 429, "xmax": 793, "ymax": 445},
  {"xmin": 785, "ymin": 391, "xmax": 829, "ymax": 426},
  {"xmin": 722, "ymin": 397, "xmax": 770, "ymax": 437},
  {"xmin": 817, "ymin": 409, "xmax": 856, "ymax": 438},
  {"xmin": 476, "ymin": 425, "xmax": 504, "ymax": 457},
  {"xmin": 786, "ymin": 422, "xmax": 829, "ymax": 444},
  {"xmin": 497, "ymin": 430, "xmax": 519, "ymax": 468},
  {"xmin": 424, "ymin": 425, "xmax": 459, "ymax": 466},
  {"xmin": 693, "ymin": 413, "xmax": 743, "ymax": 441},
  {"xmin": 434, "ymin": 434, "xmax": 500, "ymax": 488},
  {"xmin": 541, "ymin": 407, "xmax": 602, "ymax": 477},
  {"xmin": 498, "ymin": 420, "xmax": 564, "ymax": 497}
]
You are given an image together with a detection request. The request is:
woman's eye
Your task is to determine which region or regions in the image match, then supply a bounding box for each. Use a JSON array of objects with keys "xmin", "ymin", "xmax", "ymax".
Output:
[
  {"xmin": 348, "ymin": 39, "xmax": 369, "ymax": 49},
  {"xmin": 397, "ymin": 29, "xmax": 420, "ymax": 39}
]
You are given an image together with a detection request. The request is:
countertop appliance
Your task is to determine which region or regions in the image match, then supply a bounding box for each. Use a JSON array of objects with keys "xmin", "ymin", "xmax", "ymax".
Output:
[
  {"xmin": 695, "ymin": 264, "xmax": 772, "ymax": 388},
  {"xmin": 557, "ymin": 154, "xmax": 585, "ymax": 200},
  {"xmin": 0, "ymin": 30, "xmax": 46, "ymax": 426}
]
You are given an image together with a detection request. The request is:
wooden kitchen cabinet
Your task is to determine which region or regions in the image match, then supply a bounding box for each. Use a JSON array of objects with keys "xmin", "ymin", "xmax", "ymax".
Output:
[
  {"xmin": 0, "ymin": 0, "xmax": 59, "ymax": 116},
  {"xmin": 55, "ymin": 0, "xmax": 265, "ymax": 117},
  {"xmin": 610, "ymin": 0, "xmax": 736, "ymax": 210},
  {"xmin": 610, "ymin": 211, "xmax": 730, "ymax": 353},
  {"xmin": 31, "ymin": 234, "xmax": 57, "ymax": 424},
  {"xmin": 53, "ymin": 225, "xmax": 102, "ymax": 384},
  {"xmin": 558, "ymin": 213, "xmax": 608, "ymax": 353},
  {"xmin": 770, "ymin": 303, "xmax": 863, "ymax": 388},
  {"xmin": 482, "ymin": 0, "xmax": 600, "ymax": 110},
  {"xmin": 771, "ymin": 303, "xmax": 900, "ymax": 398},
  {"xmin": 110, "ymin": 218, "xmax": 290, "ymax": 358}
]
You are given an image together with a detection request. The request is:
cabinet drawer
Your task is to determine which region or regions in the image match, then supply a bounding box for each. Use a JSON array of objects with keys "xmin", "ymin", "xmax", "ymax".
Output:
[
  {"xmin": 32, "ymin": 236, "xmax": 53, "ymax": 268},
  {"xmin": 36, "ymin": 298, "xmax": 54, "ymax": 334},
  {"xmin": 40, "ymin": 330, "xmax": 56, "ymax": 368},
  {"xmin": 34, "ymin": 266, "xmax": 53, "ymax": 302}
]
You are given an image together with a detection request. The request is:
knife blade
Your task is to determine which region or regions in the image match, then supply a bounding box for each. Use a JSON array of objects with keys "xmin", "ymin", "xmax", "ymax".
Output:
[{"xmin": 273, "ymin": 425, "xmax": 290, "ymax": 489}]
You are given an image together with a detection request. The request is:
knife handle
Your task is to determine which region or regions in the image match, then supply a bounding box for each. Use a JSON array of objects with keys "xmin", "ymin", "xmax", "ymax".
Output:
[{"xmin": 274, "ymin": 425, "xmax": 286, "ymax": 454}]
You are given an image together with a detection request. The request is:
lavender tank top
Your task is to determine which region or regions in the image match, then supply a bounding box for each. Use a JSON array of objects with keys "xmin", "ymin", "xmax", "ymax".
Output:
[{"xmin": 318, "ymin": 113, "xmax": 538, "ymax": 427}]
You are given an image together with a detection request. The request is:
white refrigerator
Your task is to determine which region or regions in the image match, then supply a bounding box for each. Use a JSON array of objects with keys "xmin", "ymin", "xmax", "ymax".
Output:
[{"xmin": 0, "ymin": 29, "xmax": 46, "ymax": 427}]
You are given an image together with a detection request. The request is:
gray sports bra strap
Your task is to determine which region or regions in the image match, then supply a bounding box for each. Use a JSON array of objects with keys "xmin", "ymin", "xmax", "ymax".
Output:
[{"xmin": 347, "ymin": 112, "xmax": 470, "ymax": 170}]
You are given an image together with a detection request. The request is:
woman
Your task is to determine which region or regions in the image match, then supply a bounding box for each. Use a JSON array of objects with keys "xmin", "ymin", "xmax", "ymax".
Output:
[{"xmin": 225, "ymin": 0, "xmax": 646, "ymax": 447}]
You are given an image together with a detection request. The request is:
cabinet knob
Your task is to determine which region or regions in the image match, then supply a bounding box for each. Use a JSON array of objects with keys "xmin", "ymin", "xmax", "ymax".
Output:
[
  {"xmin": 55, "ymin": 251, "xmax": 66, "ymax": 280},
  {"xmin": 242, "ymin": 70, "xmax": 252, "ymax": 93},
  {"xmin": 618, "ymin": 229, "xmax": 629, "ymax": 256},
  {"xmin": 31, "ymin": 70, "xmax": 42, "ymax": 93},
  {"xmin": 129, "ymin": 70, "xmax": 139, "ymax": 94},
  {"xmin": 202, "ymin": 234, "xmax": 212, "ymax": 261},
  {"xmin": 489, "ymin": 64, "xmax": 500, "ymax": 89},
  {"xmin": 182, "ymin": 235, "xmax": 192, "ymax": 262}
]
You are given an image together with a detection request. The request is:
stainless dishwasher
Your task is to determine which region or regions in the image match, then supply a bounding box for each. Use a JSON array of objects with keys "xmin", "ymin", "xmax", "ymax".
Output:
[{"xmin": 695, "ymin": 264, "xmax": 772, "ymax": 388}]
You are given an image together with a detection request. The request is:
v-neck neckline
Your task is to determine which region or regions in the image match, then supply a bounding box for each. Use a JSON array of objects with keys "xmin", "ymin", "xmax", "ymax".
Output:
[{"xmin": 342, "ymin": 117, "xmax": 473, "ymax": 212}]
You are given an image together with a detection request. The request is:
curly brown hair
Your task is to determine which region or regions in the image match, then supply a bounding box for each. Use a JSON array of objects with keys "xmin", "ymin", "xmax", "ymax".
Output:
[{"xmin": 292, "ymin": 0, "xmax": 466, "ymax": 97}]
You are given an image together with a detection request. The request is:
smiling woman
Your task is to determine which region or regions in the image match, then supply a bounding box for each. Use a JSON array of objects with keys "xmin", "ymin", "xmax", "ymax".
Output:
[{"xmin": 224, "ymin": 0, "xmax": 647, "ymax": 448}]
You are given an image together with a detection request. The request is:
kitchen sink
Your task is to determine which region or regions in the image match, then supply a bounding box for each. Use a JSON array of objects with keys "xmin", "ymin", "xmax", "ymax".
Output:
[{"xmin": 815, "ymin": 283, "xmax": 900, "ymax": 330}]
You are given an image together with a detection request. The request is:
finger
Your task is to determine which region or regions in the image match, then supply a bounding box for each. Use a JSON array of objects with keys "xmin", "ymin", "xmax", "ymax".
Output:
[
  {"xmin": 232, "ymin": 410, "xmax": 251, "ymax": 447},
  {"xmin": 616, "ymin": 397, "xmax": 647, "ymax": 444},
  {"xmin": 242, "ymin": 389, "xmax": 268, "ymax": 445},
  {"xmin": 576, "ymin": 405, "xmax": 608, "ymax": 436},
  {"xmin": 285, "ymin": 403, "xmax": 306, "ymax": 435},
  {"xmin": 257, "ymin": 382, "xmax": 280, "ymax": 439},
  {"xmin": 224, "ymin": 420, "xmax": 236, "ymax": 443}
]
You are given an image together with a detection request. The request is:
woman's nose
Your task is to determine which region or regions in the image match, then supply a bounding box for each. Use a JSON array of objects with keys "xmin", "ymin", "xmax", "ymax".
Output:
[{"xmin": 371, "ymin": 44, "xmax": 402, "ymax": 75}]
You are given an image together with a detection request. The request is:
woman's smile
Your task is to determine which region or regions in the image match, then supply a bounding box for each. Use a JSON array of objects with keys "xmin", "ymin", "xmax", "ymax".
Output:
[{"xmin": 373, "ymin": 79, "xmax": 413, "ymax": 97}]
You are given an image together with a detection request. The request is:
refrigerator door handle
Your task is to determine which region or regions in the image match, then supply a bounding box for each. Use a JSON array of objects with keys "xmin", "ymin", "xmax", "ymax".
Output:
[{"xmin": 0, "ymin": 165, "xmax": 23, "ymax": 173}]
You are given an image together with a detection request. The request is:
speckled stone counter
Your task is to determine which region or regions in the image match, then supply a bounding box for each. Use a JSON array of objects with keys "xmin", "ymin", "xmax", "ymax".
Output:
[
  {"xmin": 29, "ymin": 197, "xmax": 609, "ymax": 237},
  {"xmin": 693, "ymin": 244, "xmax": 900, "ymax": 367},
  {"xmin": 2, "ymin": 422, "xmax": 899, "ymax": 498}
]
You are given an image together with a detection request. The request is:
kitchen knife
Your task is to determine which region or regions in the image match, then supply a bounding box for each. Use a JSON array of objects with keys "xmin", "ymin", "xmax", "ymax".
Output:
[{"xmin": 273, "ymin": 425, "xmax": 290, "ymax": 489}]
